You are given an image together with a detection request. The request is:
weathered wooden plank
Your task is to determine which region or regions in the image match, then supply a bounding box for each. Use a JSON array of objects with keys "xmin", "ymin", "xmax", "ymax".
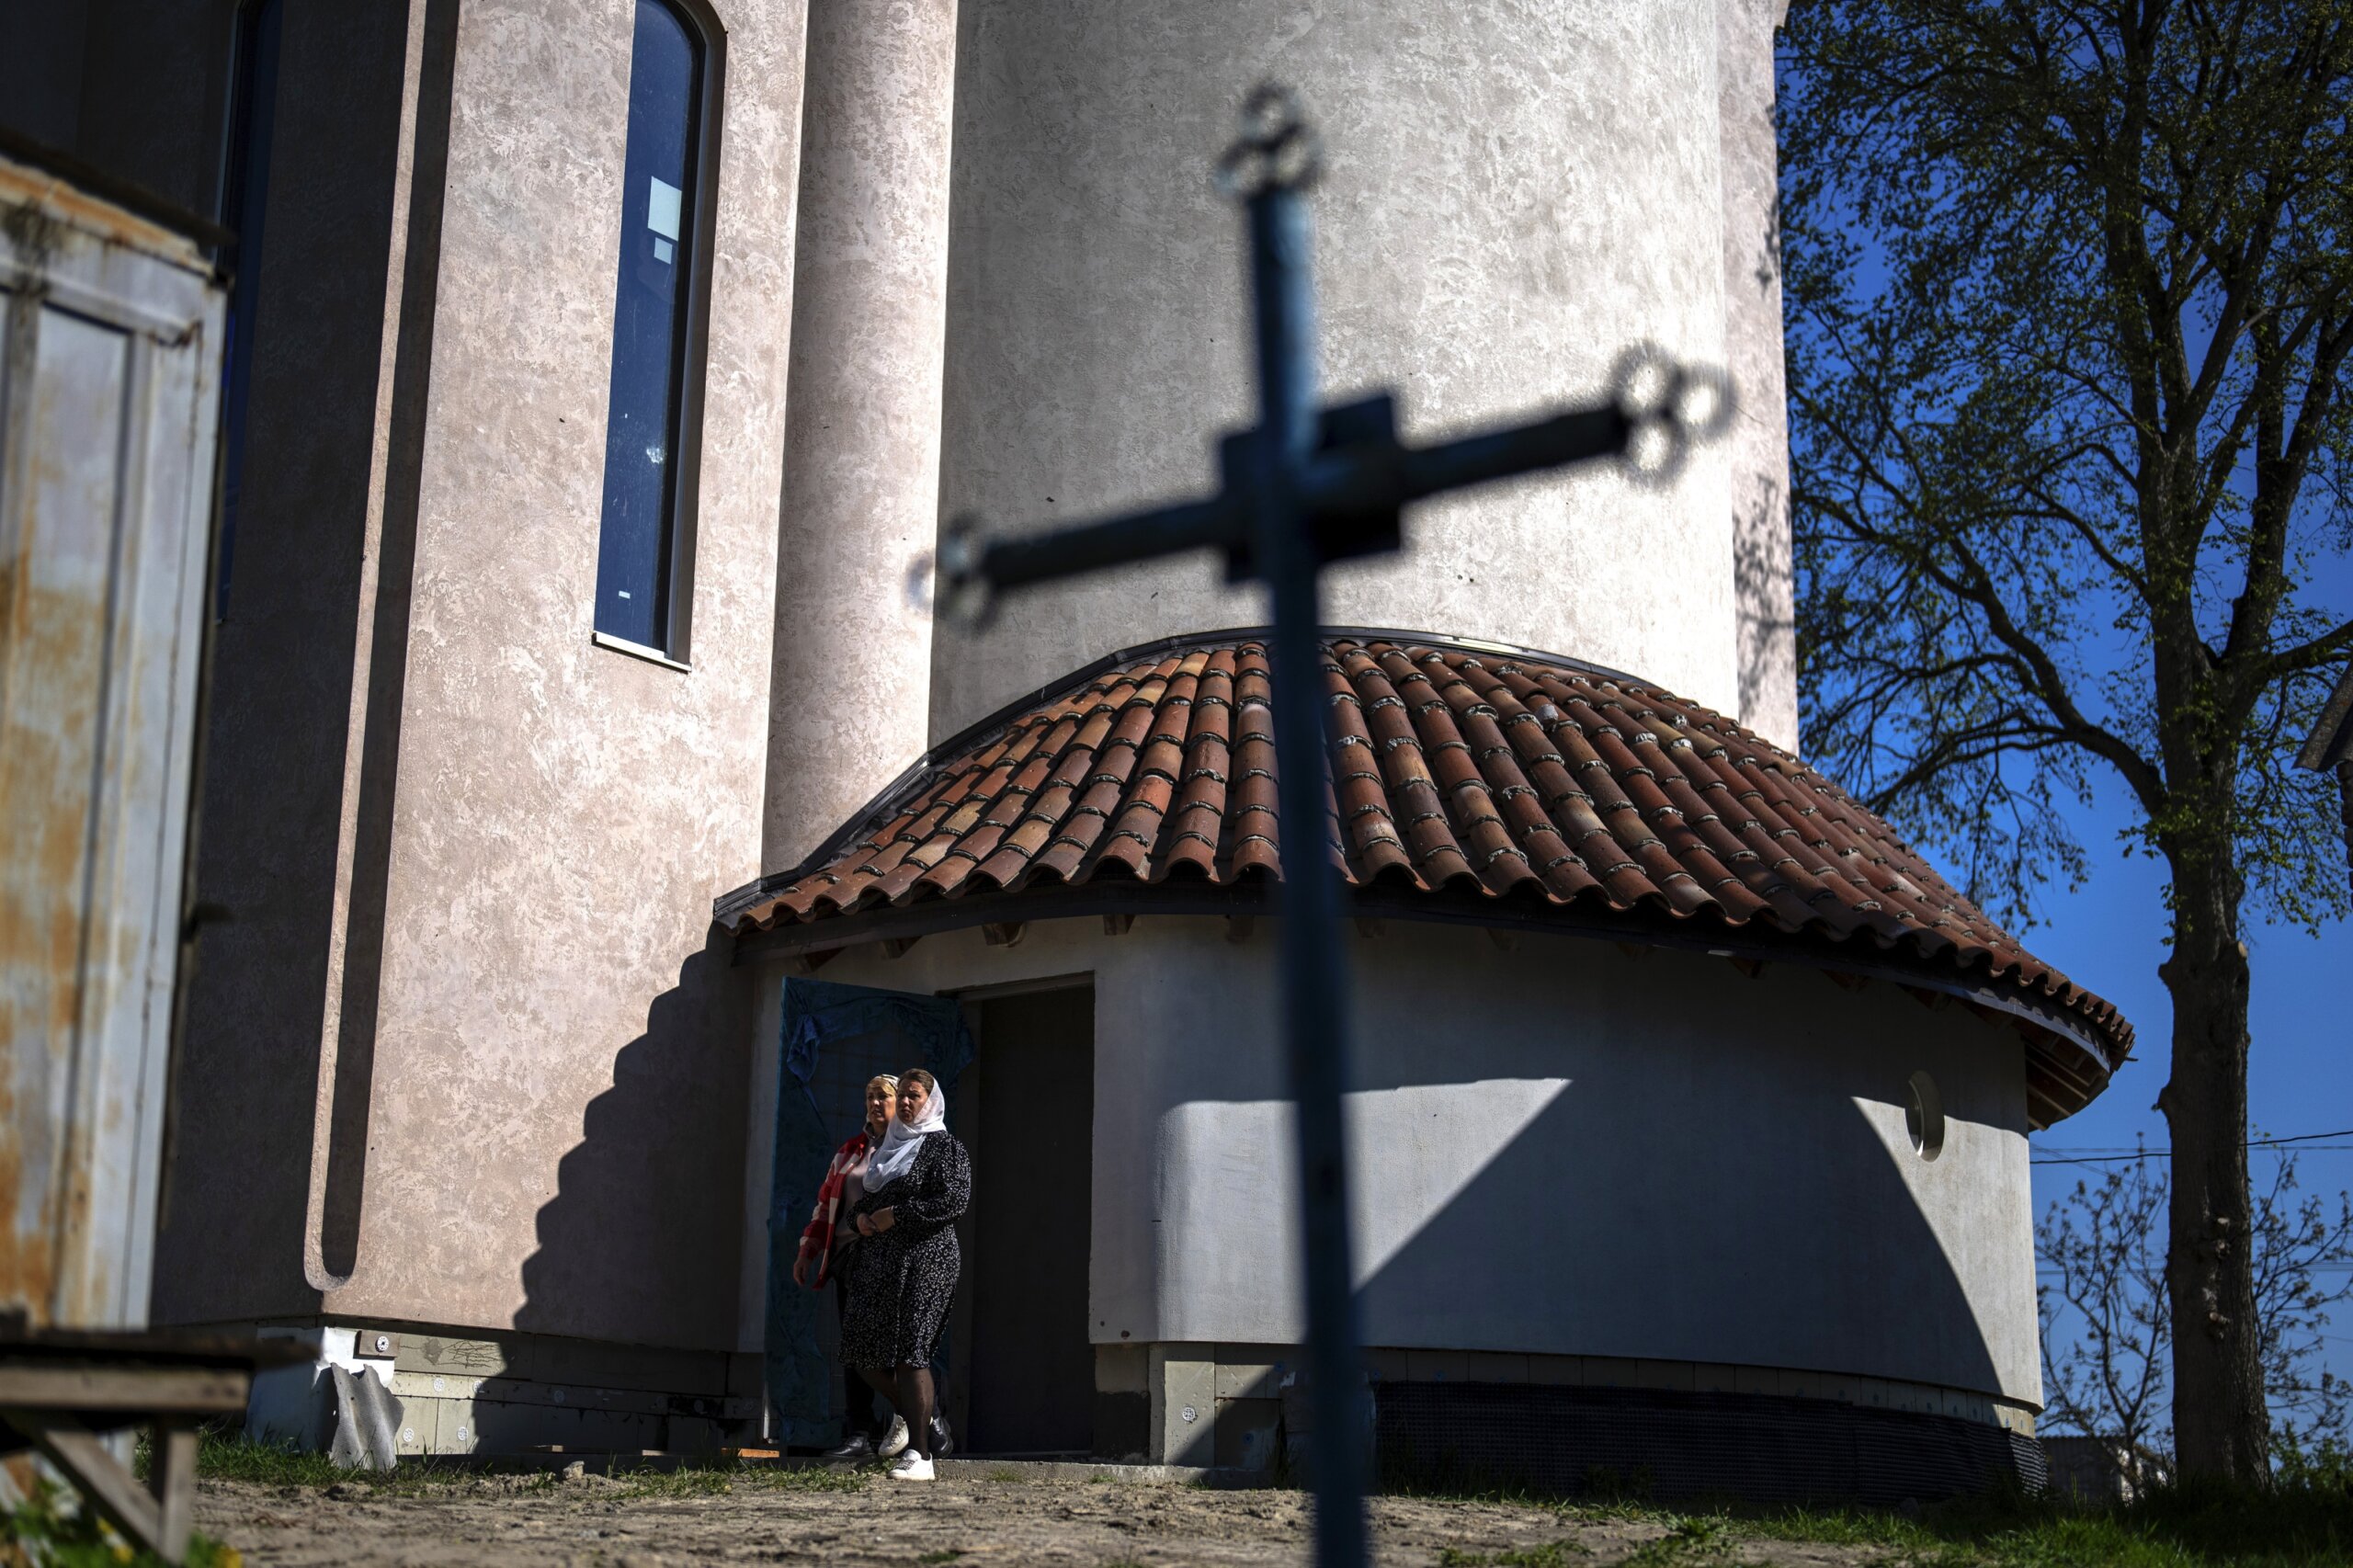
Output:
[
  {"xmin": 0, "ymin": 1364, "xmax": 248, "ymax": 1413},
  {"xmin": 12, "ymin": 1418, "xmax": 168, "ymax": 1560},
  {"xmin": 148, "ymin": 1424, "xmax": 198, "ymax": 1560}
]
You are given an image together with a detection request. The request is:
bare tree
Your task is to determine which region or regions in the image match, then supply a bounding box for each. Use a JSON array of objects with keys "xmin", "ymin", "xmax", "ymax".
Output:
[
  {"xmin": 2037, "ymin": 1144, "xmax": 2353, "ymax": 1464},
  {"xmin": 2039, "ymin": 1149, "xmax": 2174, "ymax": 1459},
  {"xmin": 2251, "ymin": 1154, "xmax": 2353, "ymax": 1451},
  {"xmin": 1783, "ymin": 0, "xmax": 2353, "ymax": 1479}
]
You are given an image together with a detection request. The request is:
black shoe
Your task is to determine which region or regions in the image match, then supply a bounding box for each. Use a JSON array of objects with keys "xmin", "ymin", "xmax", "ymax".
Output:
[
  {"xmin": 928, "ymin": 1415, "xmax": 953, "ymax": 1459},
  {"xmin": 822, "ymin": 1431, "xmax": 874, "ymax": 1460}
]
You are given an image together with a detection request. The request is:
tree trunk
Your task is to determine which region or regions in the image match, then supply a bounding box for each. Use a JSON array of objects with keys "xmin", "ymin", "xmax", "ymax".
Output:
[
  {"xmin": 2334, "ymin": 760, "xmax": 2353, "ymax": 899},
  {"xmin": 2157, "ymin": 845, "xmax": 2269, "ymax": 1481}
]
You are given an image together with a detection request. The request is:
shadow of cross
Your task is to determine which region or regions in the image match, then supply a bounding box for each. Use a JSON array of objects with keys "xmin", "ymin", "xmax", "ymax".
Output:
[{"xmin": 937, "ymin": 85, "xmax": 1733, "ymax": 1568}]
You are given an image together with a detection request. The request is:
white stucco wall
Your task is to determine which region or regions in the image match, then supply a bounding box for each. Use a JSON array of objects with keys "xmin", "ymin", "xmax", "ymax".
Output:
[
  {"xmin": 742, "ymin": 915, "xmax": 2041, "ymax": 1404},
  {"xmin": 930, "ymin": 0, "xmax": 1740, "ymax": 740}
]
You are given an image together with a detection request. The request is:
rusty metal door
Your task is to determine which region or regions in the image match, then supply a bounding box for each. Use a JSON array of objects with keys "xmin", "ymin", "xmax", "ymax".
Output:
[{"xmin": 0, "ymin": 154, "xmax": 226, "ymax": 1332}]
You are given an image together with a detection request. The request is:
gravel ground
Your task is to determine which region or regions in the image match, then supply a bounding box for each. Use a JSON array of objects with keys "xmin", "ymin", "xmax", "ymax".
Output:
[{"xmin": 194, "ymin": 1468, "xmax": 1888, "ymax": 1567}]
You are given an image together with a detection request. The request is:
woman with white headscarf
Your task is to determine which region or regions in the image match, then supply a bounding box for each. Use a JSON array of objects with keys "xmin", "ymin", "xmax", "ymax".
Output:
[{"xmin": 840, "ymin": 1066, "xmax": 972, "ymax": 1481}]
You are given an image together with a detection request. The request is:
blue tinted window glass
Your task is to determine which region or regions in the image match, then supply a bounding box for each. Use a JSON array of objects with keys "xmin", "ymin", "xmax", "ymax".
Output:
[{"xmin": 594, "ymin": 1, "xmax": 699, "ymax": 649}]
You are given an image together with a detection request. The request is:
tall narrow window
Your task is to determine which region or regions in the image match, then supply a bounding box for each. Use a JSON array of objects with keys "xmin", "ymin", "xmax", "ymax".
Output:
[
  {"xmin": 595, "ymin": 0, "xmax": 710, "ymax": 655},
  {"xmin": 216, "ymin": 0, "xmax": 283, "ymax": 620}
]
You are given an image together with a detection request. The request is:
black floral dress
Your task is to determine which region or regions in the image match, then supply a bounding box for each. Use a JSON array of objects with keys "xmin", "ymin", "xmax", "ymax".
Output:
[{"xmin": 840, "ymin": 1132, "xmax": 971, "ymax": 1368}]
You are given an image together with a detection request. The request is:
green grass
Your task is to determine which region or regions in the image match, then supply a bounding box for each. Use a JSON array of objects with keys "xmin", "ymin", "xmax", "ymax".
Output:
[
  {"xmin": 1618, "ymin": 1517, "xmax": 1732, "ymax": 1567},
  {"xmin": 609, "ymin": 1458, "xmax": 869, "ymax": 1499},
  {"xmin": 1745, "ymin": 1478, "xmax": 2353, "ymax": 1567},
  {"xmin": 1421, "ymin": 1477, "xmax": 2353, "ymax": 1568},
  {"xmin": 1440, "ymin": 1541, "xmax": 1594, "ymax": 1565},
  {"xmin": 188, "ymin": 1431, "xmax": 475, "ymax": 1496},
  {"xmin": 608, "ymin": 1465, "xmax": 741, "ymax": 1499},
  {"xmin": 1392, "ymin": 1469, "xmax": 2353, "ymax": 1562}
]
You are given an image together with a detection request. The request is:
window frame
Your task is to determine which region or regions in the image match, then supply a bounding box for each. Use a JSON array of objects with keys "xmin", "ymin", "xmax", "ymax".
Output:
[{"xmin": 596, "ymin": 0, "xmax": 727, "ymax": 668}]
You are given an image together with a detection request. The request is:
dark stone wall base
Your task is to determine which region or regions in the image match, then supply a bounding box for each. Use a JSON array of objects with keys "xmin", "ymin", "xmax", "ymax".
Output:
[
  {"xmin": 1092, "ymin": 1390, "xmax": 1149, "ymax": 1462},
  {"xmin": 1374, "ymin": 1381, "xmax": 2044, "ymax": 1506}
]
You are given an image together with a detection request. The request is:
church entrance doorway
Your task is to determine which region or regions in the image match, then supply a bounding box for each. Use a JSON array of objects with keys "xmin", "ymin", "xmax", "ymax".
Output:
[{"xmin": 951, "ymin": 982, "xmax": 1096, "ymax": 1457}]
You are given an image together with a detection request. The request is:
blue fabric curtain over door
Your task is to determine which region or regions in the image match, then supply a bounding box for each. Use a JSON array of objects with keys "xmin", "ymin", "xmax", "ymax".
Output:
[{"xmin": 765, "ymin": 977, "xmax": 975, "ymax": 1444}]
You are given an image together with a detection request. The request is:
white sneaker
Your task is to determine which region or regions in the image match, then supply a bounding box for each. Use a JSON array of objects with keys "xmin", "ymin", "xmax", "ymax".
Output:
[
  {"xmin": 877, "ymin": 1415, "xmax": 910, "ymax": 1459},
  {"xmin": 887, "ymin": 1449, "xmax": 935, "ymax": 1482}
]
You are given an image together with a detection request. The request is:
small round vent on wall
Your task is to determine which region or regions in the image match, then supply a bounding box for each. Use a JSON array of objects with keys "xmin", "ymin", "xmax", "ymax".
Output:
[{"xmin": 1905, "ymin": 1071, "xmax": 1946, "ymax": 1162}]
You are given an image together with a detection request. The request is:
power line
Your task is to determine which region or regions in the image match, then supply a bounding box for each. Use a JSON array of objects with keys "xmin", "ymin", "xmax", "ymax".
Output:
[
  {"xmin": 2032, "ymin": 1130, "xmax": 2353, "ymax": 1167},
  {"xmin": 2032, "ymin": 1143, "xmax": 2353, "ymax": 1153}
]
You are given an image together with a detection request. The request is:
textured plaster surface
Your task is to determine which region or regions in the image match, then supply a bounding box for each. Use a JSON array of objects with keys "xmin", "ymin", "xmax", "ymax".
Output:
[
  {"xmin": 150, "ymin": 1, "xmax": 423, "ymax": 1326},
  {"xmin": 762, "ymin": 0, "xmax": 956, "ymax": 872},
  {"xmin": 316, "ymin": 0, "xmax": 807, "ymax": 1349},
  {"xmin": 930, "ymin": 0, "xmax": 1737, "ymax": 741},
  {"xmin": 763, "ymin": 920, "xmax": 2040, "ymax": 1403},
  {"xmin": 1719, "ymin": 0, "xmax": 1797, "ymax": 748}
]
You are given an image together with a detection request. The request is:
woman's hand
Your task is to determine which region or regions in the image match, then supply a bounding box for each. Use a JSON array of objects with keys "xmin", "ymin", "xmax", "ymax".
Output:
[
  {"xmin": 856, "ymin": 1211, "xmax": 877, "ymax": 1237},
  {"xmin": 791, "ymin": 1256, "xmax": 810, "ymax": 1290},
  {"xmin": 872, "ymin": 1208, "xmax": 896, "ymax": 1233}
]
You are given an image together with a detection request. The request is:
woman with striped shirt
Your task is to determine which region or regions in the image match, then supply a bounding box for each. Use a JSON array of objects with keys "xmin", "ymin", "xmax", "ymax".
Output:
[{"xmin": 793, "ymin": 1073, "xmax": 909, "ymax": 1460}]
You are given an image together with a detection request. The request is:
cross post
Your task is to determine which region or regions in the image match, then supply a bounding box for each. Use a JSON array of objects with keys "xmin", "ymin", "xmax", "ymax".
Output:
[{"xmin": 938, "ymin": 86, "xmax": 1732, "ymax": 1568}]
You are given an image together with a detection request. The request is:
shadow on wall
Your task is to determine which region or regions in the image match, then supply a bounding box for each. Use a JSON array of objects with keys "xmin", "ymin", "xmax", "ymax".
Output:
[
  {"xmin": 150, "ymin": 0, "xmax": 462, "ymax": 1328},
  {"xmin": 1350, "ymin": 1079, "xmax": 2004, "ymax": 1397},
  {"xmin": 1733, "ymin": 182, "xmax": 1793, "ymax": 740},
  {"xmin": 515, "ymin": 926, "xmax": 751, "ymax": 1352},
  {"xmin": 1733, "ymin": 470, "xmax": 1793, "ymax": 731},
  {"xmin": 1147, "ymin": 951, "xmax": 2013, "ymax": 1398}
]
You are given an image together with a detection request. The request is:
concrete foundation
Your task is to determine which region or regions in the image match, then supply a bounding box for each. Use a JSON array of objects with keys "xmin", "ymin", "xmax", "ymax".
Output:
[
  {"xmin": 1094, "ymin": 1340, "xmax": 2036, "ymax": 1471},
  {"xmin": 244, "ymin": 1320, "xmax": 763, "ymax": 1458}
]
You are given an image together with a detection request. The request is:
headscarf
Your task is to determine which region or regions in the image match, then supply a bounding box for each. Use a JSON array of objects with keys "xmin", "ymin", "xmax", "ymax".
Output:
[{"xmin": 862, "ymin": 1081, "xmax": 947, "ymax": 1192}]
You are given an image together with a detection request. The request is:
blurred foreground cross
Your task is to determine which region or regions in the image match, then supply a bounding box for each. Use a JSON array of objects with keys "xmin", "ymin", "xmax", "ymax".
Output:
[{"xmin": 938, "ymin": 85, "xmax": 1732, "ymax": 1568}]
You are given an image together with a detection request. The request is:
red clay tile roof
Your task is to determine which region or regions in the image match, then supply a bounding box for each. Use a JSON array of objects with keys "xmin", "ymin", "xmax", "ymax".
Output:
[{"xmin": 721, "ymin": 631, "xmax": 2129, "ymax": 1122}]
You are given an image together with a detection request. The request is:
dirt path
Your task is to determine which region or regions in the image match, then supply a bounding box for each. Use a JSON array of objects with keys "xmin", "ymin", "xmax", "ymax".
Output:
[{"xmin": 196, "ymin": 1470, "xmax": 1889, "ymax": 1568}]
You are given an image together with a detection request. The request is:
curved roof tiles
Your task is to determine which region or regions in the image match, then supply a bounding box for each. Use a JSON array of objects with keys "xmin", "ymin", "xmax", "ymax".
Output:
[{"xmin": 720, "ymin": 632, "xmax": 2129, "ymax": 1122}]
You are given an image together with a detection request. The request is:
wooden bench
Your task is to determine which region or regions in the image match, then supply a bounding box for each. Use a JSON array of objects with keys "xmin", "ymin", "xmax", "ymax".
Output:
[{"xmin": 1, "ymin": 1325, "xmax": 313, "ymax": 1563}]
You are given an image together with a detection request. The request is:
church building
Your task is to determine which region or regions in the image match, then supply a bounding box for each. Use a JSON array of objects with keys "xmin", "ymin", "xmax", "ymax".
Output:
[{"xmin": 7, "ymin": 0, "xmax": 2127, "ymax": 1500}]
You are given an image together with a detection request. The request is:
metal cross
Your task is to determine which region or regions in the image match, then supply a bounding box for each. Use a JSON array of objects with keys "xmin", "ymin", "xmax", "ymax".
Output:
[{"xmin": 939, "ymin": 86, "xmax": 1732, "ymax": 1568}]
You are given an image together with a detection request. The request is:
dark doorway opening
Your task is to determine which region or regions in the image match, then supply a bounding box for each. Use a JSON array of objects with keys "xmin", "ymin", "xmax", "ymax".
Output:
[{"xmin": 952, "ymin": 983, "xmax": 1095, "ymax": 1456}]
